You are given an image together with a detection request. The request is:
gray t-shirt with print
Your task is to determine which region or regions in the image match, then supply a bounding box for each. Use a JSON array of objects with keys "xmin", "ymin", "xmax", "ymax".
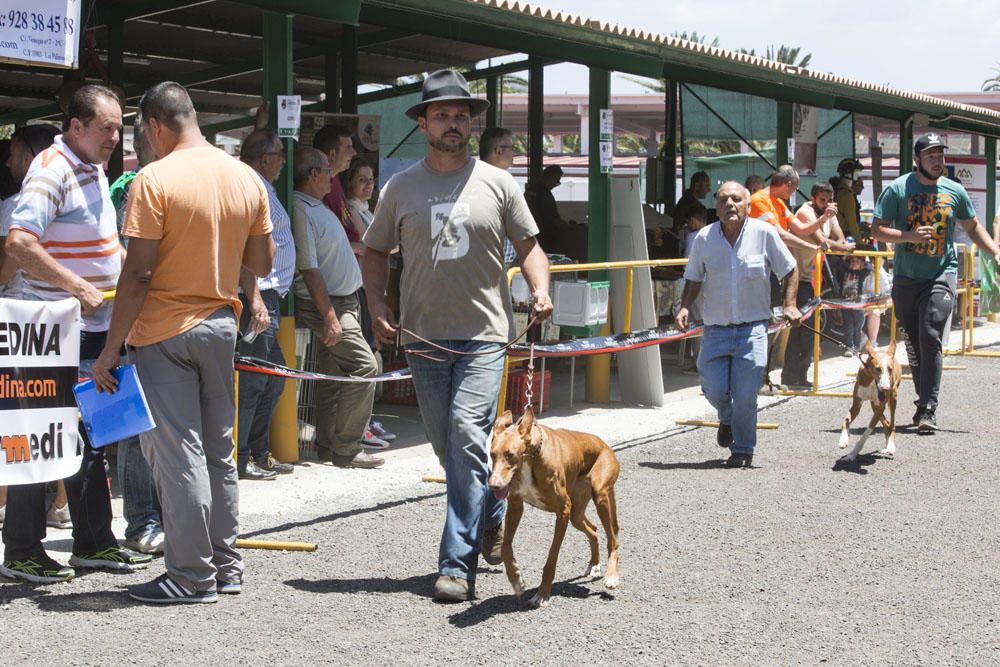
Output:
[{"xmin": 365, "ymin": 158, "xmax": 538, "ymax": 344}]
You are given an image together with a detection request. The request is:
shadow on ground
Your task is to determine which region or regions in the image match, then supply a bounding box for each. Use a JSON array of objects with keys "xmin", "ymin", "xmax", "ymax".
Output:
[{"xmin": 241, "ymin": 491, "xmax": 446, "ymax": 539}]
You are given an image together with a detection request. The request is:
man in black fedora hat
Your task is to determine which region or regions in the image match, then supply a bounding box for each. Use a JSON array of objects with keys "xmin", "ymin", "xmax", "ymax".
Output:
[
  {"xmin": 363, "ymin": 69, "xmax": 553, "ymax": 602},
  {"xmin": 872, "ymin": 133, "xmax": 1000, "ymax": 433}
]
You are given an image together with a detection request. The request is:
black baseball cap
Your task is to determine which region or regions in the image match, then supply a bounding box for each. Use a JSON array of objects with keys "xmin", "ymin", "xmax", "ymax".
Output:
[{"xmin": 914, "ymin": 133, "xmax": 947, "ymax": 154}]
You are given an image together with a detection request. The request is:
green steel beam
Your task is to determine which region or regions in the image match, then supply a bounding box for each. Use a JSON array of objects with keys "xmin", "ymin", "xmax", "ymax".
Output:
[
  {"xmin": 341, "ymin": 26, "xmax": 359, "ymax": 113},
  {"xmin": 203, "ymin": 115, "xmax": 259, "ymax": 136},
  {"xmin": 485, "ymin": 77, "xmax": 498, "ymax": 129},
  {"xmin": 528, "ymin": 56, "xmax": 545, "ymax": 183},
  {"xmin": 236, "ymin": 0, "xmax": 361, "ymax": 24},
  {"xmin": 662, "ymin": 80, "xmax": 677, "ymax": 206},
  {"xmin": 588, "ymin": 67, "xmax": 610, "ymax": 269},
  {"xmin": 325, "ymin": 44, "xmax": 341, "ymax": 112},
  {"xmin": 356, "ymin": 58, "xmax": 542, "ymax": 105},
  {"xmin": 987, "ymin": 138, "xmax": 996, "ymax": 234},
  {"xmin": 108, "ymin": 7, "xmax": 125, "ymax": 181},
  {"xmin": 900, "ymin": 118, "xmax": 913, "ymax": 175},
  {"xmin": 776, "ymin": 102, "xmax": 793, "ymax": 166},
  {"xmin": 262, "ymin": 11, "xmax": 293, "ymax": 207},
  {"xmin": 359, "ymin": 3, "xmax": 663, "ymax": 78}
]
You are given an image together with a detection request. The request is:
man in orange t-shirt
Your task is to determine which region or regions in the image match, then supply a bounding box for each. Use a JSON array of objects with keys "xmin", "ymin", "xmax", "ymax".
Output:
[
  {"xmin": 92, "ymin": 83, "xmax": 275, "ymax": 604},
  {"xmin": 749, "ymin": 165, "xmax": 816, "ymax": 254}
]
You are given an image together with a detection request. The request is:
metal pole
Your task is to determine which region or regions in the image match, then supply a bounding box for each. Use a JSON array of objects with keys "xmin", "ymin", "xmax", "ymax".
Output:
[
  {"xmin": 528, "ymin": 56, "xmax": 545, "ymax": 184},
  {"xmin": 486, "ymin": 76, "xmax": 498, "ymax": 130}
]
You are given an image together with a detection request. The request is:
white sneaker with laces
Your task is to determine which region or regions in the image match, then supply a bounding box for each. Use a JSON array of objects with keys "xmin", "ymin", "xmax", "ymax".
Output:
[
  {"xmin": 46, "ymin": 502, "xmax": 72, "ymax": 529},
  {"xmin": 124, "ymin": 527, "xmax": 166, "ymax": 555},
  {"xmin": 369, "ymin": 420, "xmax": 397, "ymax": 441},
  {"xmin": 361, "ymin": 430, "xmax": 390, "ymax": 449}
]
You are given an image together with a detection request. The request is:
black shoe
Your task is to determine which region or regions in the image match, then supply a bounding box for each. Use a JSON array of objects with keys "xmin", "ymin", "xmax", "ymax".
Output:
[
  {"xmin": 723, "ymin": 452, "xmax": 753, "ymax": 469},
  {"xmin": 331, "ymin": 451, "xmax": 385, "ymax": 469},
  {"xmin": 917, "ymin": 408, "xmax": 938, "ymax": 434},
  {"xmin": 912, "ymin": 405, "xmax": 924, "ymax": 426},
  {"xmin": 256, "ymin": 453, "xmax": 294, "ymax": 475},
  {"xmin": 716, "ymin": 423, "xmax": 733, "ymax": 448},
  {"xmin": 238, "ymin": 460, "xmax": 277, "ymax": 481}
]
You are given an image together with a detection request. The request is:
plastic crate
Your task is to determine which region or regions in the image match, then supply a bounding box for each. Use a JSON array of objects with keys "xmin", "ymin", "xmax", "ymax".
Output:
[
  {"xmin": 505, "ymin": 367, "xmax": 551, "ymax": 416},
  {"xmin": 383, "ymin": 360, "xmax": 419, "ymax": 406}
]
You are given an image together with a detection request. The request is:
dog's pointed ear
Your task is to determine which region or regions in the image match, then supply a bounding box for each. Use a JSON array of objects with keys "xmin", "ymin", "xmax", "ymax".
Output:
[
  {"xmin": 864, "ymin": 339, "xmax": 876, "ymax": 359},
  {"xmin": 494, "ymin": 410, "xmax": 513, "ymax": 434},
  {"xmin": 517, "ymin": 405, "xmax": 535, "ymax": 436},
  {"xmin": 887, "ymin": 337, "xmax": 897, "ymax": 358}
]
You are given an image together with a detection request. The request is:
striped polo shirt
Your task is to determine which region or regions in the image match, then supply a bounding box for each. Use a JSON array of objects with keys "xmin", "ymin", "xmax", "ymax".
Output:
[
  {"xmin": 256, "ymin": 174, "xmax": 295, "ymax": 296},
  {"xmin": 8, "ymin": 135, "xmax": 121, "ymax": 331}
]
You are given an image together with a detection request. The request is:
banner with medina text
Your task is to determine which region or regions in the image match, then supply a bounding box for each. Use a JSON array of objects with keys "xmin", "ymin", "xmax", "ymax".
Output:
[{"xmin": 0, "ymin": 297, "xmax": 81, "ymax": 485}]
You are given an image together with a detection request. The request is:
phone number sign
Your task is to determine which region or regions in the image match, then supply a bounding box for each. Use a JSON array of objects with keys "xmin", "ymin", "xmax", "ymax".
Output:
[{"xmin": 0, "ymin": 0, "xmax": 80, "ymax": 69}]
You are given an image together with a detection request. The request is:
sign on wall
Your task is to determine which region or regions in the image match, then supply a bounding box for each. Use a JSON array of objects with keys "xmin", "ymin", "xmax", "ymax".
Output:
[
  {"xmin": 0, "ymin": 0, "xmax": 81, "ymax": 69},
  {"xmin": 0, "ymin": 297, "xmax": 82, "ymax": 485}
]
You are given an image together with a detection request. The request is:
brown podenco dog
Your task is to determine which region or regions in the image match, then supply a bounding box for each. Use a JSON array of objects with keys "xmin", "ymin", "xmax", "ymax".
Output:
[
  {"xmin": 839, "ymin": 339, "xmax": 902, "ymax": 462},
  {"xmin": 488, "ymin": 406, "xmax": 620, "ymax": 608}
]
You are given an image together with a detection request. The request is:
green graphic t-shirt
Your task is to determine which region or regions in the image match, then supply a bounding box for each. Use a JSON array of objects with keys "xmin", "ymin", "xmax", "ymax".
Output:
[{"xmin": 874, "ymin": 173, "xmax": 975, "ymax": 279}]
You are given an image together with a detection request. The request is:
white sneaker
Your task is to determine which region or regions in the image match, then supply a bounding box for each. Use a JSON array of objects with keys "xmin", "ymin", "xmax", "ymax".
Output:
[
  {"xmin": 361, "ymin": 430, "xmax": 390, "ymax": 449},
  {"xmin": 124, "ymin": 528, "xmax": 165, "ymax": 555},
  {"xmin": 369, "ymin": 420, "xmax": 397, "ymax": 441},
  {"xmin": 46, "ymin": 502, "xmax": 72, "ymax": 529}
]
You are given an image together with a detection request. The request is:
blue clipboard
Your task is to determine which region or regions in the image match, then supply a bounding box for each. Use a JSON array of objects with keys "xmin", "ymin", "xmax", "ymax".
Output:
[{"xmin": 74, "ymin": 364, "xmax": 156, "ymax": 448}]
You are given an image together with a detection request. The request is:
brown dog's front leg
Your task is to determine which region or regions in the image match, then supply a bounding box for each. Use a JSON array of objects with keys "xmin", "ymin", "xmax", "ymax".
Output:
[
  {"xmin": 530, "ymin": 510, "xmax": 571, "ymax": 608},
  {"xmin": 501, "ymin": 499, "xmax": 526, "ymax": 598}
]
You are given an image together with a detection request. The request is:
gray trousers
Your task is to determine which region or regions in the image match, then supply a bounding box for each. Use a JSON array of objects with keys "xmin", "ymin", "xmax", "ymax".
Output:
[
  {"xmin": 132, "ymin": 308, "xmax": 243, "ymax": 592},
  {"xmin": 295, "ymin": 292, "xmax": 378, "ymax": 458}
]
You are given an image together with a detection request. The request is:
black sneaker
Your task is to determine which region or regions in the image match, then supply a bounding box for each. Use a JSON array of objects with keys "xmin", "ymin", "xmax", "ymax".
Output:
[
  {"xmin": 128, "ymin": 573, "xmax": 218, "ymax": 604},
  {"xmin": 723, "ymin": 452, "xmax": 753, "ymax": 469},
  {"xmin": 917, "ymin": 408, "xmax": 938, "ymax": 434},
  {"xmin": 716, "ymin": 423, "xmax": 733, "ymax": 448},
  {"xmin": 69, "ymin": 545, "xmax": 152, "ymax": 571},
  {"xmin": 256, "ymin": 453, "xmax": 294, "ymax": 475},
  {"xmin": 238, "ymin": 460, "xmax": 277, "ymax": 481},
  {"xmin": 912, "ymin": 405, "xmax": 924, "ymax": 426},
  {"xmin": 0, "ymin": 553, "xmax": 74, "ymax": 583}
]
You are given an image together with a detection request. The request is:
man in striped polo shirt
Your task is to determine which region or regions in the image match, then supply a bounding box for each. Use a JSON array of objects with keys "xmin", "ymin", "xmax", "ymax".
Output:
[{"xmin": 1, "ymin": 84, "xmax": 153, "ymax": 583}]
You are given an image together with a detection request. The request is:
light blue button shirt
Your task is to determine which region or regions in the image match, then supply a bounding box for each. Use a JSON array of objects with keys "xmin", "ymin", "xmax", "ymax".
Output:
[{"xmin": 684, "ymin": 217, "xmax": 796, "ymax": 326}]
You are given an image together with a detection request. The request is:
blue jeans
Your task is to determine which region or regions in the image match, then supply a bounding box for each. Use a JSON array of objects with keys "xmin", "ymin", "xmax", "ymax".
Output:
[
  {"xmin": 842, "ymin": 310, "xmax": 866, "ymax": 351},
  {"xmin": 117, "ymin": 435, "xmax": 162, "ymax": 540},
  {"xmin": 405, "ymin": 341, "xmax": 506, "ymax": 584},
  {"xmin": 698, "ymin": 322, "xmax": 768, "ymax": 455},
  {"xmin": 237, "ymin": 290, "xmax": 285, "ymax": 465}
]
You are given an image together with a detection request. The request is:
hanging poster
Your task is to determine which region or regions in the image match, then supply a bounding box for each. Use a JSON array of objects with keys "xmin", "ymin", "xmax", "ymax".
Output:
[{"xmin": 0, "ymin": 1, "xmax": 81, "ymax": 69}]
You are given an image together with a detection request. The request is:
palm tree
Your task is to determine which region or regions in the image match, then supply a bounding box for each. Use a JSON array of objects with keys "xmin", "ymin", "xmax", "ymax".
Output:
[
  {"xmin": 739, "ymin": 45, "xmax": 812, "ymax": 69},
  {"xmin": 982, "ymin": 64, "xmax": 1000, "ymax": 92},
  {"xmin": 468, "ymin": 75, "xmax": 528, "ymax": 94}
]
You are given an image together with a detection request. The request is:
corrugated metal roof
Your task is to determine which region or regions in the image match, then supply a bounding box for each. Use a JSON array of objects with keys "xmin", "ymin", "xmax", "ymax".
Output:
[{"xmin": 467, "ymin": 0, "xmax": 1000, "ymax": 125}]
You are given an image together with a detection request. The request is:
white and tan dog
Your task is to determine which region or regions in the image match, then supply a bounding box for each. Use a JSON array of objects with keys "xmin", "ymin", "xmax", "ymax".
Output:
[
  {"xmin": 839, "ymin": 339, "xmax": 902, "ymax": 461},
  {"xmin": 488, "ymin": 406, "xmax": 620, "ymax": 608}
]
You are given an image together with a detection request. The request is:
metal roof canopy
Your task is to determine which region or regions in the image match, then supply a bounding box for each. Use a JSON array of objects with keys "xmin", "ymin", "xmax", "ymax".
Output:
[{"xmin": 3, "ymin": 0, "xmax": 1000, "ymax": 139}]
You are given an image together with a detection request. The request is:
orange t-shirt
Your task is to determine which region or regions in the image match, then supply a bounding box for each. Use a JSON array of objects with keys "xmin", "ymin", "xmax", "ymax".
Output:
[
  {"xmin": 749, "ymin": 189, "xmax": 794, "ymax": 230},
  {"xmin": 123, "ymin": 145, "xmax": 271, "ymax": 346}
]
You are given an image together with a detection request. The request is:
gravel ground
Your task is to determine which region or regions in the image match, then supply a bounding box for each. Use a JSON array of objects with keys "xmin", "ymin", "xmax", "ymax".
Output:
[{"xmin": 2, "ymin": 353, "xmax": 999, "ymax": 666}]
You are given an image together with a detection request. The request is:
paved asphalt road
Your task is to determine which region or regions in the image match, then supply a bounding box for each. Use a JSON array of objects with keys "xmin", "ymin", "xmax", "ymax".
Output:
[{"xmin": 2, "ymin": 354, "xmax": 998, "ymax": 665}]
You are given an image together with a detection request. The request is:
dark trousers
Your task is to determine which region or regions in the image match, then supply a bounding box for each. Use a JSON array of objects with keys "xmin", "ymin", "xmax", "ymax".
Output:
[
  {"xmin": 236, "ymin": 289, "xmax": 285, "ymax": 466},
  {"xmin": 781, "ymin": 282, "xmax": 817, "ymax": 387},
  {"xmin": 2, "ymin": 331, "xmax": 116, "ymax": 560},
  {"xmin": 892, "ymin": 273, "xmax": 956, "ymax": 410}
]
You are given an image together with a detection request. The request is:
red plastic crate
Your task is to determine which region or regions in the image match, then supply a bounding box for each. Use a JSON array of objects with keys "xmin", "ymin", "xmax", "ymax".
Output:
[
  {"xmin": 505, "ymin": 367, "xmax": 551, "ymax": 416},
  {"xmin": 383, "ymin": 360, "xmax": 419, "ymax": 406}
]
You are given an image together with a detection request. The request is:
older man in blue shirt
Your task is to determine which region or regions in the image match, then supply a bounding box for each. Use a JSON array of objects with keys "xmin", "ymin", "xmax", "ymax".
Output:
[
  {"xmin": 676, "ymin": 181, "xmax": 801, "ymax": 468},
  {"xmin": 236, "ymin": 130, "xmax": 297, "ymax": 480}
]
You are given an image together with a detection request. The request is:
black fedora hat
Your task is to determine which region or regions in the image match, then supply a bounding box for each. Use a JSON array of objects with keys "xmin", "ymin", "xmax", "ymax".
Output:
[{"xmin": 404, "ymin": 69, "xmax": 490, "ymax": 121}]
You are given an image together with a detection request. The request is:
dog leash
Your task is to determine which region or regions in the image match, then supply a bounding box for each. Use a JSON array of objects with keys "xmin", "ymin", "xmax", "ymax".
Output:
[
  {"xmin": 795, "ymin": 321, "xmax": 865, "ymax": 362},
  {"xmin": 402, "ymin": 314, "xmax": 539, "ymax": 362}
]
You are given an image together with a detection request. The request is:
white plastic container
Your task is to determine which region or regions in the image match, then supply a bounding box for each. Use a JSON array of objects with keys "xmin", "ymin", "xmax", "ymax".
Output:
[{"xmin": 552, "ymin": 280, "xmax": 609, "ymax": 327}]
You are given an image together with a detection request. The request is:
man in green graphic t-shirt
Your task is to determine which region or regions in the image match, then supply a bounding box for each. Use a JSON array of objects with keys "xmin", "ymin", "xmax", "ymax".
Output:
[{"xmin": 872, "ymin": 133, "xmax": 1000, "ymax": 432}]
